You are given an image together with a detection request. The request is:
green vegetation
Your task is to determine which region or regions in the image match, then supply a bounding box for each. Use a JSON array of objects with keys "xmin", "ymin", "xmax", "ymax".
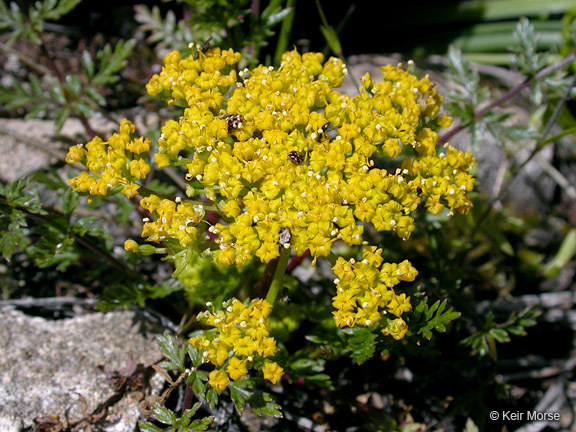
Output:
[{"xmin": 1, "ymin": 1, "xmax": 575, "ymax": 430}]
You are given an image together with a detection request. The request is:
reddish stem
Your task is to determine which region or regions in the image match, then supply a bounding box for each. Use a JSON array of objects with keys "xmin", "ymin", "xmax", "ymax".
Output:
[
  {"xmin": 78, "ymin": 114, "xmax": 97, "ymax": 138},
  {"xmin": 286, "ymin": 250, "xmax": 310, "ymax": 274},
  {"xmin": 206, "ymin": 211, "xmax": 218, "ymax": 241},
  {"xmin": 182, "ymin": 380, "xmax": 193, "ymax": 412}
]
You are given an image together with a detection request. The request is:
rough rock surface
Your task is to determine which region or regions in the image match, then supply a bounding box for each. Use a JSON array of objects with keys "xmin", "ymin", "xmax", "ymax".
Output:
[
  {"xmin": 0, "ymin": 307, "xmax": 166, "ymax": 432},
  {"xmin": 0, "ymin": 112, "xmax": 155, "ymax": 183}
]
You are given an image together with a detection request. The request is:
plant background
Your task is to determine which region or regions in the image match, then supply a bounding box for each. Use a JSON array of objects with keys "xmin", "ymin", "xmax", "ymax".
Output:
[{"xmin": 1, "ymin": 1, "xmax": 576, "ymax": 431}]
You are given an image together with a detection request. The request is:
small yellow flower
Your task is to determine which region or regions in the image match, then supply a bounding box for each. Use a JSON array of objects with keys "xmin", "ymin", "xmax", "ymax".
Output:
[
  {"xmin": 129, "ymin": 159, "xmax": 151, "ymax": 180},
  {"xmin": 121, "ymin": 182, "xmax": 140, "ymax": 198},
  {"xmin": 256, "ymin": 241, "xmax": 280, "ymax": 263},
  {"xmin": 65, "ymin": 145, "xmax": 85, "ymax": 164},
  {"xmin": 67, "ymin": 119, "xmax": 156, "ymax": 199},
  {"xmin": 154, "ymin": 153, "xmax": 171, "ymax": 167},
  {"xmin": 382, "ymin": 318, "xmax": 408, "ymax": 340},
  {"xmin": 127, "ymin": 137, "xmax": 151, "ymax": 154},
  {"xmin": 214, "ymin": 247, "xmax": 236, "ymax": 266},
  {"xmin": 331, "ymin": 256, "xmax": 415, "ymax": 329},
  {"xmin": 208, "ymin": 370, "xmax": 230, "ymax": 391},
  {"xmin": 387, "ymin": 293, "xmax": 412, "ymax": 316},
  {"xmin": 67, "ymin": 47, "xmax": 476, "ymax": 351},
  {"xmin": 227, "ymin": 357, "xmax": 248, "ymax": 381},
  {"xmin": 189, "ymin": 298, "xmax": 277, "ymax": 372},
  {"xmin": 119, "ymin": 118, "xmax": 136, "ymax": 135},
  {"xmin": 438, "ymin": 113, "xmax": 453, "ymax": 129},
  {"xmin": 222, "ymin": 200, "xmax": 242, "ymax": 218},
  {"xmin": 124, "ymin": 239, "xmax": 139, "ymax": 252},
  {"xmin": 262, "ymin": 361, "xmax": 284, "ymax": 384},
  {"xmin": 208, "ymin": 340, "xmax": 230, "ymax": 366}
]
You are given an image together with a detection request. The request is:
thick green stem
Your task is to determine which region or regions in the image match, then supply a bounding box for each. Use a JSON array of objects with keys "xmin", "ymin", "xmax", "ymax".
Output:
[{"xmin": 265, "ymin": 246, "xmax": 291, "ymax": 305}]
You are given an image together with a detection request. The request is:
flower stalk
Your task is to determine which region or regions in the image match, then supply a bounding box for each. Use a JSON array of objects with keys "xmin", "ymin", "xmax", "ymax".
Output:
[{"xmin": 265, "ymin": 246, "xmax": 291, "ymax": 305}]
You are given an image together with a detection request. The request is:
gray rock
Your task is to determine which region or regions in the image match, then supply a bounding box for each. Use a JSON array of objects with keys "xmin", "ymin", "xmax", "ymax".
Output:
[
  {"xmin": 0, "ymin": 119, "xmax": 61, "ymax": 183},
  {"xmin": 0, "ymin": 112, "xmax": 157, "ymax": 183},
  {"xmin": 0, "ymin": 307, "xmax": 167, "ymax": 432}
]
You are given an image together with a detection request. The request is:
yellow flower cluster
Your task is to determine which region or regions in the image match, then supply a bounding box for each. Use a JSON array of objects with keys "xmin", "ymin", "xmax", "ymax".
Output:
[
  {"xmin": 331, "ymin": 246, "xmax": 416, "ymax": 339},
  {"xmin": 145, "ymin": 48, "xmax": 241, "ymax": 110},
  {"xmin": 189, "ymin": 298, "xmax": 284, "ymax": 391},
  {"xmin": 138, "ymin": 47, "xmax": 474, "ymax": 267},
  {"xmin": 66, "ymin": 46, "xmax": 476, "ymax": 338},
  {"xmin": 139, "ymin": 195, "xmax": 205, "ymax": 247},
  {"xmin": 402, "ymin": 143, "xmax": 476, "ymax": 215},
  {"xmin": 66, "ymin": 119, "xmax": 151, "ymax": 198}
]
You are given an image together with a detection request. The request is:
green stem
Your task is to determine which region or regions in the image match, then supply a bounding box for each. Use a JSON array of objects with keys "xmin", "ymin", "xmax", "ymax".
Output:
[
  {"xmin": 539, "ymin": 127, "xmax": 576, "ymax": 147},
  {"xmin": 326, "ymin": 252, "xmax": 338, "ymax": 267},
  {"xmin": 265, "ymin": 246, "xmax": 291, "ymax": 304}
]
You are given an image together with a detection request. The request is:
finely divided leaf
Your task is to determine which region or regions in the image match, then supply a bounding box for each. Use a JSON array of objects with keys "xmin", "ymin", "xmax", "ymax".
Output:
[
  {"xmin": 248, "ymin": 392, "xmax": 283, "ymax": 418},
  {"xmin": 416, "ymin": 299, "xmax": 461, "ymax": 340},
  {"xmin": 347, "ymin": 327, "xmax": 377, "ymax": 364}
]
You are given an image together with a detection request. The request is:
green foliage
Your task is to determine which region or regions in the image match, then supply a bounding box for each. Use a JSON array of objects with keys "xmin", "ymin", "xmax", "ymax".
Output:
[
  {"xmin": 0, "ymin": 179, "xmax": 75, "ymax": 268},
  {"xmin": 314, "ymin": 0, "xmax": 348, "ymax": 58},
  {"xmin": 319, "ymin": 25, "xmax": 342, "ymax": 57},
  {"xmin": 0, "ymin": 0, "xmax": 82, "ymax": 44},
  {"xmin": 288, "ymin": 357, "xmax": 333, "ymax": 389},
  {"xmin": 561, "ymin": 12, "xmax": 576, "ymax": 56},
  {"xmin": 92, "ymin": 40, "xmax": 137, "ymax": 86},
  {"xmin": 0, "ymin": 178, "xmax": 46, "ymax": 216},
  {"xmin": 344, "ymin": 326, "xmax": 377, "ymax": 365},
  {"xmin": 3, "ymin": 3, "xmax": 576, "ymax": 430},
  {"xmin": 510, "ymin": 18, "xmax": 569, "ymax": 106},
  {"xmin": 0, "ymin": 174, "xmax": 146, "ymax": 307},
  {"xmin": 229, "ymin": 378, "xmax": 282, "ymax": 416},
  {"xmin": 244, "ymin": 391, "xmax": 282, "ymax": 417},
  {"xmin": 542, "ymin": 228, "xmax": 576, "ymax": 277},
  {"xmin": 510, "ymin": 18, "xmax": 549, "ymax": 76},
  {"xmin": 412, "ymin": 297, "xmax": 462, "ymax": 341},
  {"xmin": 462, "ymin": 308, "xmax": 539, "ymax": 357},
  {"xmin": 157, "ymin": 334, "xmax": 188, "ymax": 372},
  {"xmin": 134, "ymin": 5, "xmax": 195, "ymax": 55},
  {"xmin": 139, "ymin": 402, "xmax": 214, "ymax": 432},
  {"xmin": 0, "ymin": 37, "xmax": 135, "ymax": 131},
  {"xmin": 135, "ymin": 0, "xmax": 293, "ymax": 66},
  {"xmin": 445, "ymin": 45, "xmax": 537, "ymax": 148},
  {"xmin": 0, "ymin": 209, "xmax": 30, "ymax": 261}
]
